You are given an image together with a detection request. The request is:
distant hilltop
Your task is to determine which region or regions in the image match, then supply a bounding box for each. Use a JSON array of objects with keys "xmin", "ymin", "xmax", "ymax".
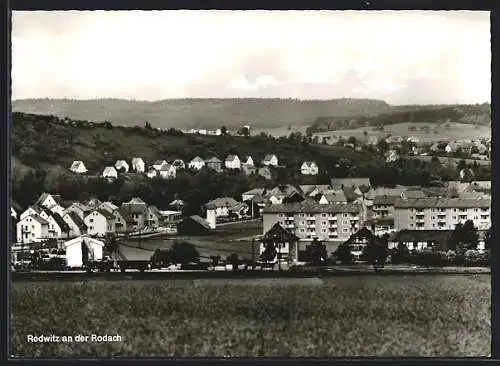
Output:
[{"xmin": 11, "ymin": 98, "xmax": 392, "ymax": 130}]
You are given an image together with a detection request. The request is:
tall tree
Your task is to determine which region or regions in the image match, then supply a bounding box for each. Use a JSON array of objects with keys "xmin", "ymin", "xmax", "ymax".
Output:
[
  {"xmin": 448, "ymin": 220, "xmax": 479, "ymax": 252},
  {"xmin": 305, "ymin": 238, "xmax": 328, "ymax": 264}
]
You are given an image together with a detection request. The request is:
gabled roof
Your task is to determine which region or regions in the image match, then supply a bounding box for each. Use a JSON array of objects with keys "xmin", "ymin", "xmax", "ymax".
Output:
[
  {"xmin": 243, "ymin": 188, "xmax": 266, "ymax": 196},
  {"xmin": 170, "ymin": 199, "xmax": 184, "ymax": 206},
  {"xmin": 263, "ymin": 154, "xmax": 277, "ymax": 161},
  {"xmin": 190, "ymin": 156, "xmax": 204, "ymax": 163},
  {"xmin": 86, "ymin": 208, "xmax": 115, "ymax": 220},
  {"xmin": 117, "ymin": 207, "xmax": 135, "ymax": 223},
  {"xmin": 263, "ymin": 223, "xmax": 299, "ymax": 242},
  {"xmin": 205, "ymin": 197, "xmax": 240, "ymax": 209},
  {"xmin": 115, "ymin": 160, "xmax": 128, "ymax": 166},
  {"xmin": 225, "ymin": 155, "xmax": 239, "ymax": 162},
  {"xmin": 301, "ymin": 161, "xmax": 317, "ymax": 167},
  {"xmin": 103, "ymin": 166, "xmax": 117, "ymax": 175},
  {"xmin": 206, "ymin": 157, "xmax": 222, "ymax": 163},
  {"xmin": 299, "ymin": 185, "xmax": 332, "ymax": 196},
  {"xmin": 51, "ymin": 212, "xmax": 71, "ymax": 232},
  {"xmin": 366, "ymin": 187, "xmax": 407, "ymax": 199},
  {"xmin": 403, "ymin": 190, "xmax": 427, "ymax": 199},
  {"xmin": 67, "ymin": 211, "xmax": 88, "ymax": 230},
  {"xmin": 331, "ymin": 178, "xmax": 371, "ymax": 189},
  {"xmin": 147, "ymin": 205, "xmax": 161, "ymax": 217},
  {"xmin": 35, "ymin": 193, "xmax": 61, "ymax": 207},
  {"xmin": 153, "ymin": 160, "xmax": 167, "ymax": 166},
  {"xmin": 70, "ymin": 161, "xmax": 85, "ymax": 169},
  {"xmin": 160, "ymin": 163, "xmax": 175, "ymax": 171},
  {"xmin": 421, "ymin": 187, "xmax": 448, "ymax": 197},
  {"xmin": 189, "ymin": 215, "xmax": 212, "ymax": 230},
  {"xmin": 395, "ymin": 197, "xmax": 491, "ymax": 209},
  {"xmin": 99, "ymin": 201, "xmax": 119, "ymax": 213},
  {"xmin": 321, "ymin": 191, "xmax": 348, "ymax": 203},
  {"xmin": 344, "ymin": 227, "xmax": 379, "ymax": 245},
  {"xmin": 28, "ymin": 214, "xmax": 49, "ymax": 225},
  {"xmin": 132, "ymin": 157, "xmax": 144, "ymax": 164},
  {"xmin": 267, "ymin": 184, "xmax": 300, "ymax": 197},
  {"xmin": 263, "ymin": 201, "xmax": 360, "ymax": 214},
  {"xmin": 373, "ymin": 195, "xmax": 400, "ymax": 206}
]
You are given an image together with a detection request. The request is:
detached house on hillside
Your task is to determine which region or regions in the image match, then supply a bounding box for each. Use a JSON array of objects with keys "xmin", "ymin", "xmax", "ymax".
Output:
[
  {"xmin": 205, "ymin": 197, "xmax": 249, "ymax": 228},
  {"xmin": 189, "ymin": 156, "xmax": 205, "ymax": 170},
  {"xmin": 206, "ymin": 157, "xmax": 223, "ymax": 172},
  {"xmin": 84, "ymin": 209, "xmax": 115, "ymax": 237},
  {"xmin": 153, "ymin": 160, "xmax": 168, "ymax": 171},
  {"xmin": 242, "ymin": 156, "xmax": 254, "ymax": 166},
  {"xmin": 262, "ymin": 154, "xmax": 278, "ymax": 167},
  {"xmin": 225, "ymin": 155, "xmax": 241, "ymax": 170},
  {"xmin": 69, "ymin": 160, "xmax": 87, "ymax": 174},
  {"xmin": 146, "ymin": 168, "xmax": 158, "ymax": 179},
  {"xmin": 301, "ymin": 161, "xmax": 319, "ymax": 175},
  {"xmin": 121, "ymin": 197, "xmax": 149, "ymax": 231},
  {"xmin": 115, "ymin": 160, "xmax": 129, "ymax": 172},
  {"xmin": 102, "ymin": 166, "xmax": 118, "ymax": 179},
  {"xmin": 172, "ymin": 159, "xmax": 186, "ymax": 170},
  {"xmin": 16, "ymin": 214, "xmax": 49, "ymax": 244},
  {"xmin": 62, "ymin": 211, "xmax": 88, "ymax": 237},
  {"xmin": 131, "ymin": 157, "xmax": 145, "ymax": 173},
  {"xmin": 159, "ymin": 164, "xmax": 176, "ymax": 179}
]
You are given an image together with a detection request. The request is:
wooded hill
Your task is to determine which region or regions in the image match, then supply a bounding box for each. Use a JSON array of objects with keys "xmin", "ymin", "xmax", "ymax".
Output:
[
  {"xmin": 11, "ymin": 98, "xmax": 391, "ymax": 130},
  {"xmin": 307, "ymin": 103, "xmax": 491, "ymax": 133}
]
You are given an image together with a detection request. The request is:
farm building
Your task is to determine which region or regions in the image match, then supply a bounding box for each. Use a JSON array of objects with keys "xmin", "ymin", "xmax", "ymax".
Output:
[
  {"xmin": 64, "ymin": 235, "xmax": 104, "ymax": 268},
  {"xmin": 131, "ymin": 157, "xmax": 145, "ymax": 173},
  {"xmin": 102, "ymin": 166, "xmax": 118, "ymax": 179}
]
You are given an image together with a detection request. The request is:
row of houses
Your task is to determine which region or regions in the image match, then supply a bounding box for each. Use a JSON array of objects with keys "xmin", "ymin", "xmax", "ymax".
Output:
[
  {"xmin": 13, "ymin": 193, "xmax": 183, "ymax": 245},
  {"xmin": 70, "ymin": 153, "xmax": 322, "ymax": 180}
]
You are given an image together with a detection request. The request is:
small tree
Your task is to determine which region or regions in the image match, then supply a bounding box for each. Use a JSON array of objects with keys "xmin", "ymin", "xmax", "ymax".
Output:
[
  {"xmin": 221, "ymin": 126, "xmax": 228, "ymax": 136},
  {"xmin": 260, "ymin": 241, "xmax": 277, "ymax": 263},
  {"xmin": 305, "ymin": 238, "xmax": 328, "ymax": 265},
  {"xmin": 335, "ymin": 243, "xmax": 353, "ymax": 265},
  {"xmin": 448, "ymin": 220, "xmax": 479, "ymax": 253},
  {"xmin": 228, "ymin": 253, "xmax": 240, "ymax": 271},
  {"xmin": 169, "ymin": 240, "xmax": 200, "ymax": 265},
  {"xmin": 104, "ymin": 233, "xmax": 118, "ymax": 261},
  {"xmin": 210, "ymin": 255, "xmax": 221, "ymax": 267},
  {"xmin": 484, "ymin": 227, "xmax": 492, "ymax": 250},
  {"xmin": 391, "ymin": 243, "xmax": 410, "ymax": 264}
]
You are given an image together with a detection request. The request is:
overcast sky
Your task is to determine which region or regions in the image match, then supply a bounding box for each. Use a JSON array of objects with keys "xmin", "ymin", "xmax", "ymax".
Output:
[{"xmin": 12, "ymin": 10, "xmax": 490, "ymax": 105}]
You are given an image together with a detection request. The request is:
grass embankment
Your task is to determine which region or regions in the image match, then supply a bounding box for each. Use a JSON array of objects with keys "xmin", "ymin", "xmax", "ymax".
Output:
[{"xmin": 11, "ymin": 275, "xmax": 490, "ymax": 357}]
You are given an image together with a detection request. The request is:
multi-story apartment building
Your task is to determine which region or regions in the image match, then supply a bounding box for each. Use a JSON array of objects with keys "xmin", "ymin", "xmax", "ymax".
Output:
[
  {"xmin": 394, "ymin": 198, "xmax": 491, "ymax": 231},
  {"xmin": 372, "ymin": 195, "xmax": 399, "ymax": 219},
  {"xmin": 262, "ymin": 201, "xmax": 362, "ymax": 242}
]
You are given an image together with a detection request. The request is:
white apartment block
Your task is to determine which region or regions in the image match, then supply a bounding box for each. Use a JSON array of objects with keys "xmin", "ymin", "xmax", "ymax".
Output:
[
  {"xmin": 263, "ymin": 201, "xmax": 362, "ymax": 242},
  {"xmin": 394, "ymin": 198, "xmax": 491, "ymax": 231}
]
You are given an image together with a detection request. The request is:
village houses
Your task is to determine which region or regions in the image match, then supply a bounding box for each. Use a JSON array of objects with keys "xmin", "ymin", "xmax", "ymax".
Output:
[
  {"xmin": 131, "ymin": 157, "xmax": 145, "ymax": 173},
  {"xmin": 206, "ymin": 157, "xmax": 223, "ymax": 172},
  {"xmin": 70, "ymin": 160, "xmax": 87, "ymax": 174},
  {"xmin": 300, "ymin": 161, "xmax": 319, "ymax": 175},
  {"xmin": 159, "ymin": 163, "xmax": 177, "ymax": 179},
  {"xmin": 102, "ymin": 166, "xmax": 118, "ymax": 179},
  {"xmin": 262, "ymin": 154, "xmax": 279, "ymax": 167},
  {"xmin": 115, "ymin": 160, "xmax": 129, "ymax": 172},
  {"xmin": 189, "ymin": 156, "xmax": 205, "ymax": 170},
  {"xmin": 84, "ymin": 209, "xmax": 115, "ymax": 236},
  {"xmin": 225, "ymin": 155, "xmax": 241, "ymax": 170}
]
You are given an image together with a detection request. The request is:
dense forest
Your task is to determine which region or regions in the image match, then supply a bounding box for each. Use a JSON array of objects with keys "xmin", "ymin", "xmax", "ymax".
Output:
[
  {"xmin": 307, "ymin": 103, "xmax": 491, "ymax": 133},
  {"xmin": 11, "ymin": 113, "xmax": 491, "ymax": 215}
]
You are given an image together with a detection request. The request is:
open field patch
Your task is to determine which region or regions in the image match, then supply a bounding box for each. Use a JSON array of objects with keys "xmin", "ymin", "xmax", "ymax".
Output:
[{"xmin": 11, "ymin": 274, "xmax": 490, "ymax": 357}]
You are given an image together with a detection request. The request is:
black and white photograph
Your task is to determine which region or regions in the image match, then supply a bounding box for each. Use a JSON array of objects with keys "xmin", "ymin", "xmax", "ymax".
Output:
[{"xmin": 9, "ymin": 10, "xmax": 491, "ymax": 358}]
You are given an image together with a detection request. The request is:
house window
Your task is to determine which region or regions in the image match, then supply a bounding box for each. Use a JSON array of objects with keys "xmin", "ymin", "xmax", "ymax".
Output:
[
  {"xmin": 300, "ymin": 213, "xmax": 305, "ymax": 218},
  {"xmin": 89, "ymin": 219, "xmax": 94, "ymax": 223},
  {"xmin": 322, "ymin": 221, "xmax": 327, "ymax": 226},
  {"xmin": 321, "ymin": 229, "xmax": 327, "ymax": 233},
  {"xmin": 321, "ymin": 213, "xmax": 327, "ymax": 218},
  {"xmin": 410, "ymin": 224, "xmax": 414, "ymax": 227},
  {"xmin": 300, "ymin": 229, "xmax": 305, "ymax": 233},
  {"xmin": 342, "ymin": 220, "xmax": 348, "ymax": 225},
  {"xmin": 343, "ymin": 213, "xmax": 348, "ymax": 217},
  {"xmin": 300, "ymin": 221, "xmax": 305, "ymax": 225},
  {"xmin": 342, "ymin": 228, "xmax": 349, "ymax": 233}
]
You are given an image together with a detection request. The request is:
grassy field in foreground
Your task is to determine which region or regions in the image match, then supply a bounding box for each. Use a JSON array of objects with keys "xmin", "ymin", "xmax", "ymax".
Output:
[{"xmin": 11, "ymin": 275, "xmax": 490, "ymax": 358}]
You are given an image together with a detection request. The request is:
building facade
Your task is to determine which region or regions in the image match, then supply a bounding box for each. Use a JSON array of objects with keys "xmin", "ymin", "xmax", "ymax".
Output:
[
  {"xmin": 263, "ymin": 202, "xmax": 362, "ymax": 242},
  {"xmin": 394, "ymin": 198, "xmax": 491, "ymax": 231}
]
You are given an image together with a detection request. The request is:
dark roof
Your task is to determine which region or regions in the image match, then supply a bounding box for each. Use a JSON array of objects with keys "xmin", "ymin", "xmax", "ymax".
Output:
[
  {"xmin": 31, "ymin": 214, "xmax": 49, "ymax": 225},
  {"xmin": 389, "ymin": 230, "xmax": 452, "ymax": 244},
  {"xmin": 344, "ymin": 227, "xmax": 379, "ymax": 245},
  {"xmin": 403, "ymin": 190, "xmax": 427, "ymax": 199},
  {"xmin": 373, "ymin": 195, "xmax": 399, "ymax": 205},
  {"xmin": 263, "ymin": 201, "xmax": 360, "ymax": 214},
  {"xmin": 421, "ymin": 187, "xmax": 448, "ymax": 197},
  {"xmin": 263, "ymin": 223, "xmax": 299, "ymax": 242},
  {"xmin": 117, "ymin": 208, "xmax": 135, "ymax": 223},
  {"xmin": 395, "ymin": 197, "xmax": 491, "ymax": 209},
  {"xmin": 89, "ymin": 209, "xmax": 116, "ymax": 220},
  {"xmin": 35, "ymin": 193, "xmax": 61, "ymax": 207},
  {"xmin": 68, "ymin": 211, "xmax": 88, "ymax": 230},
  {"xmin": 121, "ymin": 203, "xmax": 148, "ymax": 215},
  {"xmin": 206, "ymin": 157, "xmax": 222, "ymax": 164},
  {"xmin": 342, "ymin": 186, "xmax": 359, "ymax": 202},
  {"xmin": 225, "ymin": 154, "xmax": 239, "ymax": 162},
  {"xmin": 366, "ymin": 217, "xmax": 395, "ymax": 226},
  {"xmin": 331, "ymin": 178, "xmax": 371, "ymax": 189},
  {"xmin": 51, "ymin": 212, "xmax": 71, "ymax": 232},
  {"xmin": 205, "ymin": 197, "xmax": 240, "ymax": 210},
  {"xmin": 189, "ymin": 215, "xmax": 212, "ymax": 230},
  {"xmin": 11, "ymin": 200, "xmax": 23, "ymax": 213}
]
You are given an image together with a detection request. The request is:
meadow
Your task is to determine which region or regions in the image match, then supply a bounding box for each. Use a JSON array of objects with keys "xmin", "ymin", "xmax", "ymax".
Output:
[
  {"xmin": 11, "ymin": 275, "xmax": 490, "ymax": 358},
  {"xmin": 312, "ymin": 122, "xmax": 491, "ymax": 143}
]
